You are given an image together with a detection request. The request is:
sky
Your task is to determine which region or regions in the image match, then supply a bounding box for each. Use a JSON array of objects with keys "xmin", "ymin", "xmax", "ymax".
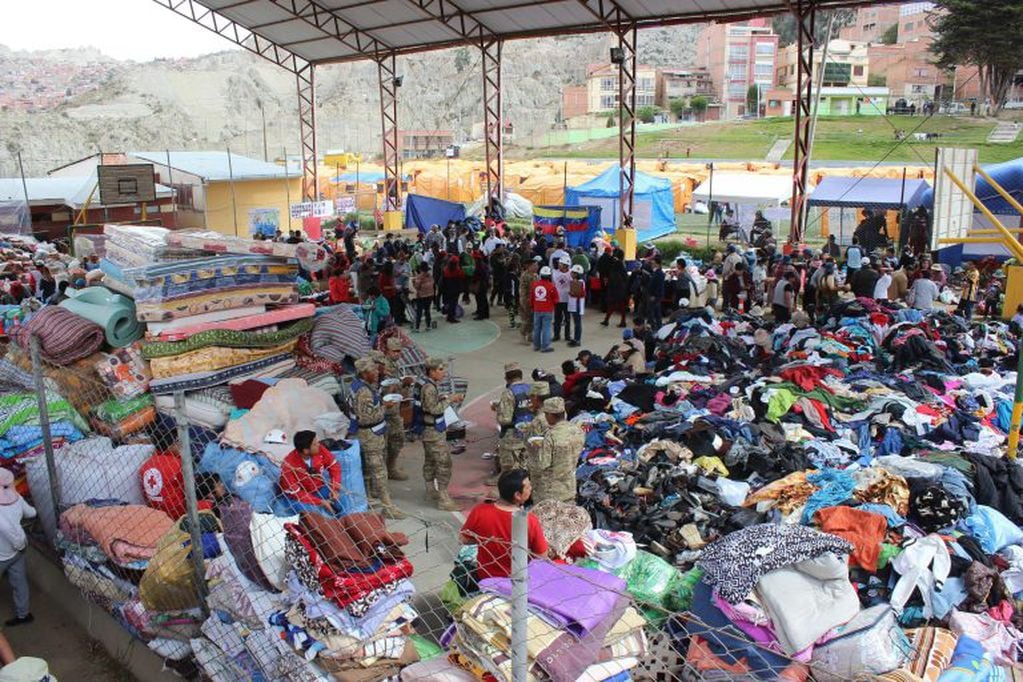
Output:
[{"xmin": 1, "ymin": 0, "xmax": 240, "ymax": 61}]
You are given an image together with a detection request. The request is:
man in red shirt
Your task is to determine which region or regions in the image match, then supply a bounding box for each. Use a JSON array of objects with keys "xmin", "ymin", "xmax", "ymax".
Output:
[
  {"xmin": 280, "ymin": 430, "xmax": 343, "ymax": 516},
  {"xmin": 530, "ymin": 266, "xmax": 558, "ymax": 353},
  {"xmin": 459, "ymin": 469, "xmax": 549, "ymax": 582}
]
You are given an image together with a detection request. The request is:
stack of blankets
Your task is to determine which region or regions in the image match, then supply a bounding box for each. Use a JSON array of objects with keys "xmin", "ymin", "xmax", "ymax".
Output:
[
  {"xmin": 435, "ymin": 561, "xmax": 647, "ymax": 682},
  {"xmin": 269, "ymin": 511, "xmax": 423, "ymax": 680},
  {"xmin": 124, "ymin": 250, "xmax": 313, "ymax": 397}
]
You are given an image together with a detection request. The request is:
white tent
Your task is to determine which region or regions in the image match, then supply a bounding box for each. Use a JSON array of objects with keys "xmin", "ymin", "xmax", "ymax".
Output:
[{"xmin": 691, "ymin": 172, "xmax": 801, "ymax": 206}]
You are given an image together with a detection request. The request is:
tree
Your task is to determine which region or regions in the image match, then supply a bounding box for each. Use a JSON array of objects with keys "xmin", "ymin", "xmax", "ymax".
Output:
[
  {"xmin": 690, "ymin": 96, "xmax": 709, "ymax": 121},
  {"xmin": 636, "ymin": 105, "xmax": 660, "ymax": 123},
  {"xmin": 669, "ymin": 97, "xmax": 687, "ymax": 120},
  {"xmin": 746, "ymin": 85, "xmax": 760, "ymax": 116},
  {"xmin": 930, "ymin": 0, "xmax": 1023, "ymax": 114},
  {"xmin": 879, "ymin": 24, "xmax": 898, "ymax": 45},
  {"xmin": 868, "ymin": 73, "xmax": 887, "ymax": 87}
]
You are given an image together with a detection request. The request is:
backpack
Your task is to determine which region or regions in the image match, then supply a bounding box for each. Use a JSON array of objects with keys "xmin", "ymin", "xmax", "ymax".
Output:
[{"xmin": 569, "ymin": 279, "xmax": 585, "ymax": 298}]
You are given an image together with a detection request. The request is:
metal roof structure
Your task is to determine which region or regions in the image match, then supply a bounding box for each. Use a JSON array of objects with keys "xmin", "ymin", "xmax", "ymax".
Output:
[
  {"xmin": 130, "ymin": 151, "xmax": 299, "ymax": 182},
  {"xmin": 0, "ymin": 177, "xmax": 175, "ymax": 208},
  {"xmin": 169, "ymin": 0, "xmax": 870, "ymax": 66}
]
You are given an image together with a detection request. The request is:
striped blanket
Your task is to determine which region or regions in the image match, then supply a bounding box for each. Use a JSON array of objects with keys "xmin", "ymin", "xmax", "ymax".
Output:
[{"xmin": 13, "ymin": 307, "xmax": 105, "ymax": 366}]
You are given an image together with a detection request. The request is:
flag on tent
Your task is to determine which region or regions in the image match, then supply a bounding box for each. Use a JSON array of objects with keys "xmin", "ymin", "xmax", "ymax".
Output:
[{"xmin": 533, "ymin": 206, "xmax": 591, "ymax": 235}]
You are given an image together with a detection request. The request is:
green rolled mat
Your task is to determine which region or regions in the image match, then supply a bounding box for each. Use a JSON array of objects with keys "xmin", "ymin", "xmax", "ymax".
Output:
[{"xmin": 59, "ymin": 286, "xmax": 143, "ymax": 348}]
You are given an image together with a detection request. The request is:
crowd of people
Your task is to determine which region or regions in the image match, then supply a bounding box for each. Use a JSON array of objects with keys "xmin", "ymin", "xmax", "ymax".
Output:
[{"xmin": 310, "ymin": 213, "xmax": 999, "ymax": 359}]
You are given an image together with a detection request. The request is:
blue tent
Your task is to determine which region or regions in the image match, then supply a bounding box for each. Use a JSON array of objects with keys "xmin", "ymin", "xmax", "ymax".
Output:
[
  {"xmin": 565, "ymin": 165, "xmax": 676, "ymax": 241},
  {"xmin": 920, "ymin": 158, "xmax": 1023, "ymax": 265},
  {"xmin": 404, "ymin": 193, "xmax": 465, "ymax": 233},
  {"xmin": 920, "ymin": 158, "xmax": 1023, "ymax": 214},
  {"xmin": 808, "ymin": 176, "xmax": 930, "ymax": 210}
]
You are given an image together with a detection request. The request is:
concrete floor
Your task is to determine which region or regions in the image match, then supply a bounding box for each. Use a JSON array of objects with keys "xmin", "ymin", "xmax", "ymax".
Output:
[
  {"xmin": 0, "ymin": 300, "xmax": 629, "ymax": 679},
  {"xmin": 386, "ymin": 306, "xmax": 629, "ymax": 622}
]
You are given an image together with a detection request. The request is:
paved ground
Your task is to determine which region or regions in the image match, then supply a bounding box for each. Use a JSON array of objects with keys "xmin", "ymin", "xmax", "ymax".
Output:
[
  {"xmin": 0, "ymin": 298, "xmax": 629, "ymax": 678},
  {"xmin": 384, "ymin": 303, "xmax": 629, "ymax": 629}
]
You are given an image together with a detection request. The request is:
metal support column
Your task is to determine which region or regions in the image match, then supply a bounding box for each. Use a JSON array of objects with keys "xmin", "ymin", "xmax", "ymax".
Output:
[
  {"xmin": 297, "ymin": 63, "xmax": 319, "ymax": 202},
  {"xmin": 789, "ymin": 0, "xmax": 815, "ymax": 244},
  {"xmin": 377, "ymin": 52, "xmax": 402, "ymax": 212},
  {"xmin": 480, "ymin": 38, "xmax": 504, "ymax": 203},
  {"xmin": 616, "ymin": 22, "xmax": 637, "ymax": 230}
]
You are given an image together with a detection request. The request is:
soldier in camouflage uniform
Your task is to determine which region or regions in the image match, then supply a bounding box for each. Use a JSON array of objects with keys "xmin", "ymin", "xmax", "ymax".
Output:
[
  {"xmin": 420, "ymin": 356, "xmax": 464, "ymax": 511},
  {"xmin": 377, "ymin": 337, "xmax": 412, "ymax": 481},
  {"xmin": 518, "ymin": 259, "xmax": 539, "ymax": 343},
  {"xmin": 528, "ymin": 397, "xmax": 584, "ymax": 504},
  {"xmin": 520, "ymin": 381, "xmax": 552, "ymax": 441},
  {"xmin": 489, "ymin": 362, "xmax": 532, "ymax": 486},
  {"xmin": 351, "ymin": 357, "xmax": 405, "ymax": 519}
]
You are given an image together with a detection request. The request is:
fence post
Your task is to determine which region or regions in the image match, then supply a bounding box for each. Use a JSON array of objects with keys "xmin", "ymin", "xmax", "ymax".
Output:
[
  {"xmin": 510, "ymin": 509, "xmax": 529, "ymax": 682},
  {"xmin": 29, "ymin": 335, "xmax": 62, "ymax": 541},
  {"xmin": 174, "ymin": 391, "xmax": 210, "ymax": 617}
]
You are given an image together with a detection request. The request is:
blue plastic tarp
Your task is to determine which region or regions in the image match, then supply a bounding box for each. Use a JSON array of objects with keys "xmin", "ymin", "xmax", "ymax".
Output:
[
  {"xmin": 404, "ymin": 193, "xmax": 466, "ymax": 233},
  {"xmin": 921, "ymin": 158, "xmax": 1023, "ymax": 215},
  {"xmin": 565, "ymin": 165, "xmax": 676, "ymax": 241},
  {"xmin": 808, "ymin": 176, "xmax": 931, "ymax": 210}
]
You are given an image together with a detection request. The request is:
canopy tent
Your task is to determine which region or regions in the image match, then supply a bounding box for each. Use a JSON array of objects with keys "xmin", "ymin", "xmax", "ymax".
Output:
[
  {"xmin": 807, "ymin": 176, "xmax": 930, "ymax": 248},
  {"xmin": 808, "ymin": 176, "xmax": 930, "ymax": 210},
  {"xmin": 403, "ymin": 194, "xmax": 466, "ymax": 233},
  {"xmin": 565, "ymin": 165, "xmax": 676, "ymax": 241},
  {"xmin": 691, "ymin": 172, "xmax": 795, "ymax": 206}
]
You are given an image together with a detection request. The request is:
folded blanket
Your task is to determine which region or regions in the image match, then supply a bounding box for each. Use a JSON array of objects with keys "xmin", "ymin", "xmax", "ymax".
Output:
[
  {"xmin": 90, "ymin": 406, "xmax": 156, "ymax": 440},
  {"xmin": 61, "ymin": 504, "xmax": 174, "ymax": 564},
  {"xmin": 146, "ymin": 303, "xmax": 314, "ymax": 342},
  {"xmin": 148, "ymin": 353, "xmax": 296, "ymax": 395},
  {"xmin": 13, "ymin": 306, "xmax": 105, "ymax": 366},
  {"xmin": 148, "ymin": 340, "xmax": 298, "ymax": 380},
  {"xmin": 94, "ymin": 394, "xmax": 154, "ymax": 423},
  {"xmin": 285, "ymin": 524, "xmax": 414, "ymax": 611},
  {"xmin": 135, "ymin": 287, "xmax": 299, "ymax": 322},
  {"xmin": 141, "ymin": 317, "xmax": 313, "ymax": 359}
]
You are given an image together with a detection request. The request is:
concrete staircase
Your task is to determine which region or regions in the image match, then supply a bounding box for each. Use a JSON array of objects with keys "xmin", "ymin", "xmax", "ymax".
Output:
[
  {"xmin": 766, "ymin": 138, "xmax": 792, "ymax": 162},
  {"xmin": 987, "ymin": 121, "xmax": 1021, "ymax": 144}
]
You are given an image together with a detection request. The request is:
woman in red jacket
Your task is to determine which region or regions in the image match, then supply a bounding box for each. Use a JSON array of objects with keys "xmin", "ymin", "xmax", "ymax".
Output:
[{"xmin": 440, "ymin": 256, "xmax": 465, "ymax": 323}]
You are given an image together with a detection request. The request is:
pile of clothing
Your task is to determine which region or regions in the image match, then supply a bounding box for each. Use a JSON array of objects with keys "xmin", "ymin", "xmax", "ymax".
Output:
[
  {"xmin": 538, "ymin": 299, "xmax": 1023, "ymax": 679},
  {"xmin": 437, "ymin": 560, "xmax": 646, "ymax": 682}
]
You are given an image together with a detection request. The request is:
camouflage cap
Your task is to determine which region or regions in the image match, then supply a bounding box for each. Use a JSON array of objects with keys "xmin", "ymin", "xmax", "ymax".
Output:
[
  {"xmin": 529, "ymin": 381, "xmax": 550, "ymax": 397},
  {"xmin": 354, "ymin": 357, "xmax": 377, "ymax": 374},
  {"xmin": 425, "ymin": 356, "xmax": 446, "ymax": 371},
  {"xmin": 368, "ymin": 350, "xmax": 386, "ymax": 363},
  {"xmin": 543, "ymin": 397, "xmax": 566, "ymax": 414},
  {"xmin": 503, "ymin": 362, "xmax": 521, "ymax": 374},
  {"xmin": 385, "ymin": 338, "xmax": 402, "ymax": 351}
]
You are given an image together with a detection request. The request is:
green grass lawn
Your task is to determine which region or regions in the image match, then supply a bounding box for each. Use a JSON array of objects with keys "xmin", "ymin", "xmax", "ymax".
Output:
[{"xmin": 524, "ymin": 115, "xmax": 1023, "ymax": 164}]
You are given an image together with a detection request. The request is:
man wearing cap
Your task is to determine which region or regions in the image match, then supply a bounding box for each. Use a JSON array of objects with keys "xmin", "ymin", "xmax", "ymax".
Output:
[
  {"xmin": 379, "ymin": 338, "xmax": 413, "ymax": 482},
  {"xmin": 491, "ymin": 362, "xmax": 532, "ymax": 486},
  {"xmin": 552, "ymin": 257, "xmax": 573, "ymax": 343},
  {"xmin": 420, "ymin": 357, "xmax": 464, "ymax": 511},
  {"xmin": 849, "ymin": 256, "xmax": 880, "ymax": 300},
  {"xmin": 518, "ymin": 258, "xmax": 539, "ymax": 343},
  {"xmin": 529, "ymin": 398, "xmax": 584, "ymax": 504},
  {"xmin": 521, "ymin": 382, "xmax": 552, "ymax": 440},
  {"xmin": 531, "ymin": 266, "xmax": 558, "ymax": 353},
  {"xmin": 351, "ymin": 357, "xmax": 405, "ymax": 519}
]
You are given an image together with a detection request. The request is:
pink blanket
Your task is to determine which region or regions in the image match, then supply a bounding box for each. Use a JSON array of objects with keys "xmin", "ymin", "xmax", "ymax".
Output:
[
  {"xmin": 147, "ymin": 304, "xmax": 316, "ymax": 341},
  {"xmin": 61, "ymin": 504, "xmax": 174, "ymax": 564}
]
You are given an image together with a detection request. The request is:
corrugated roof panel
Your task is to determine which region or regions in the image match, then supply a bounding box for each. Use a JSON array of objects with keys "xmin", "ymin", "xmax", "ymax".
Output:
[
  {"xmin": 255, "ymin": 19, "xmax": 329, "ymax": 46},
  {"xmin": 339, "ymin": 2, "xmax": 428, "ymax": 27},
  {"xmin": 369, "ymin": 22, "xmax": 463, "ymax": 46},
  {"xmin": 218, "ymin": 2, "xmax": 296, "ymax": 27},
  {"xmin": 177, "ymin": 0, "xmax": 884, "ymax": 64},
  {"xmin": 292, "ymin": 38, "xmax": 362, "ymax": 62}
]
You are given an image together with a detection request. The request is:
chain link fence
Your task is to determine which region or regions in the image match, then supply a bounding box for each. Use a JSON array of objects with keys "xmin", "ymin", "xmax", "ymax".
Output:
[{"xmin": 1, "ymin": 328, "xmax": 927, "ymax": 681}]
